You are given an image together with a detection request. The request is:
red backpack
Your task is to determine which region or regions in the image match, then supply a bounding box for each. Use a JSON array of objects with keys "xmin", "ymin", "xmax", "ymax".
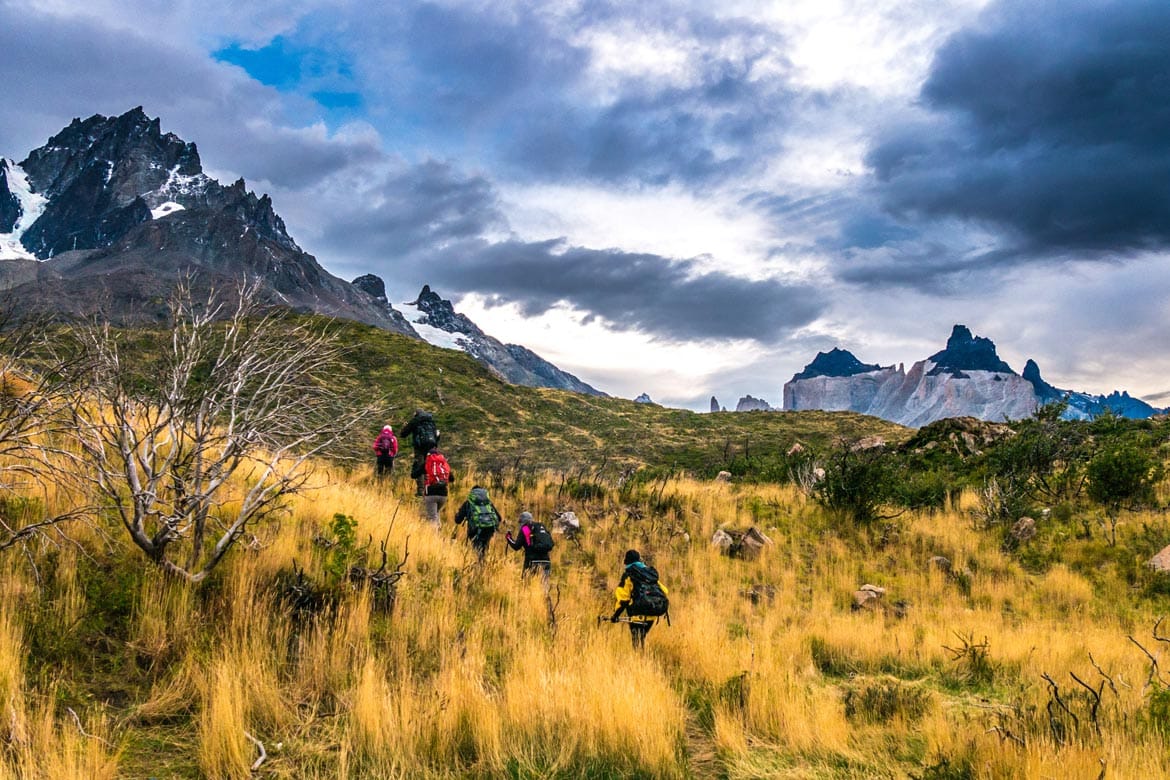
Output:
[{"xmin": 424, "ymin": 451, "xmax": 451, "ymax": 487}]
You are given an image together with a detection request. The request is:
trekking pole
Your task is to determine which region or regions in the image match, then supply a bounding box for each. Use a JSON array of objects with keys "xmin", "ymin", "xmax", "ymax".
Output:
[{"xmin": 596, "ymin": 615, "xmax": 635, "ymax": 626}]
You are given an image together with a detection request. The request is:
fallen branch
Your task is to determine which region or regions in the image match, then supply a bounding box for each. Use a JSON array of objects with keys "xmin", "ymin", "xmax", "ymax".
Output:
[
  {"xmin": 243, "ymin": 730, "xmax": 267, "ymax": 771},
  {"xmin": 65, "ymin": 707, "xmax": 112, "ymax": 747}
]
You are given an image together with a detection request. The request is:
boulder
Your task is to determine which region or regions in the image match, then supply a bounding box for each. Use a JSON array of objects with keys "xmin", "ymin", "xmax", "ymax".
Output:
[
  {"xmin": 553, "ymin": 511, "xmax": 580, "ymax": 537},
  {"xmin": 712, "ymin": 526, "xmax": 773, "ymax": 560},
  {"xmin": 1149, "ymin": 545, "xmax": 1170, "ymax": 573},
  {"xmin": 711, "ymin": 529, "xmax": 735, "ymax": 553},
  {"xmin": 1011, "ymin": 517, "xmax": 1036, "ymax": 543},
  {"xmin": 852, "ymin": 583, "xmax": 886, "ymax": 611},
  {"xmin": 715, "ymin": 470, "xmax": 732, "ymax": 482},
  {"xmin": 928, "ymin": 556, "xmax": 952, "ymax": 574}
]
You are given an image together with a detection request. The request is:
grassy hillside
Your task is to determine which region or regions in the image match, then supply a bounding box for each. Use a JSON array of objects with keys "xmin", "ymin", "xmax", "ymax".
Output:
[
  {"xmin": 4, "ymin": 459, "xmax": 1170, "ymax": 778},
  {"xmin": 6, "ymin": 314, "xmax": 1170, "ymax": 778},
  {"xmin": 329, "ymin": 320, "xmax": 910, "ymax": 477}
]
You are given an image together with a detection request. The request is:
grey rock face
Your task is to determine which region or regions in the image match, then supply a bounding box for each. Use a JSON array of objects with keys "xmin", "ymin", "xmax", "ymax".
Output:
[
  {"xmin": 735, "ymin": 395, "xmax": 772, "ymax": 412},
  {"xmin": 405, "ymin": 284, "xmax": 606, "ymax": 396},
  {"xmin": 2, "ymin": 108, "xmax": 414, "ymax": 335},
  {"xmin": 710, "ymin": 396, "xmax": 719, "ymax": 413},
  {"xmin": 784, "ymin": 327, "xmax": 1040, "ymax": 427},
  {"xmin": 0, "ymin": 160, "xmax": 20, "ymax": 233},
  {"xmin": 634, "ymin": 393, "xmax": 654, "ymax": 404}
]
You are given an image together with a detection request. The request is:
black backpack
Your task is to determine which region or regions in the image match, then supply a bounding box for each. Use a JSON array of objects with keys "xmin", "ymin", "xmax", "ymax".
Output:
[
  {"xmin": 526, "ymin": 522, "xmax": 554, "ymax": 555},
  {"xmin": 467, "ymin": 490, "xmax": 500, "ymax": 530},
  {"xmin": 626, "ymin": 563, "xmax": 669, "ymax": 617},
  {"xmin": 412, "ymin": 414, "xmax": 438, "ymax": 451}
]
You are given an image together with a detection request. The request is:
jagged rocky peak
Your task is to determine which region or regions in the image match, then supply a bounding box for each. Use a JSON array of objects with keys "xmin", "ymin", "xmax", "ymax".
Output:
[
  {"xmin": 927, "ymin": 324, "xmax": 1013, "ymax": 376},
  {"xmin": 1022, "ymin": 358, "xmax": 1059, "ymax": 399},
  {"xmin": 791, "ymin": 347, "xmax": 882, "ymax": 381},
  {"xmin": 710, "ymin": 396, "xmax": 719, "ymax": 413},
  {"xmin": 736, "ymin": 395, "xmax": 773, "ymax": 412},
  {"xmin": 634, "ymin": 393, "xmax": 654, "ymax": 404},
  {"xmin": 409, "ymin": 284, "xmax": 485, "ymax": 336},
  {"xmin": 20, "ymin": 107, "xmax": 201, "ymax": 206},
  {"xmin": 351, "ymin": 274, "xmax": 388, "ymax": 303},
  {"xmin": 12, "ymin": 106, "xmax": 299, "ymax": 259}
]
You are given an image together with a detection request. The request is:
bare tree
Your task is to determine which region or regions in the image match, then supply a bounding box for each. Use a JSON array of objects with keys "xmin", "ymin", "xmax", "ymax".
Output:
[
  {"xmin": 0, "ymin": 308, "xmax": 87, "ymax": 553},
  {"xmin": 63, "ymin": 278, "xmax": 374, "ymax": 582}
]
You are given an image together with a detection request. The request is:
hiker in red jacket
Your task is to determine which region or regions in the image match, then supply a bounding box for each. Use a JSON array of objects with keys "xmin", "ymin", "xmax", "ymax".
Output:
[
  {"xmin": 372, "ymin": 425, "xmax": 398, "ymax": 480},
  {"xmin": 422, "ymin": 446, "xmax": 452, "ymax": 529}
]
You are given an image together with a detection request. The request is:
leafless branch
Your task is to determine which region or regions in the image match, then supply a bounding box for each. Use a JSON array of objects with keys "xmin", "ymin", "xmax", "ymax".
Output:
[{"xmin": 243, "ymin": 729, "xmax": 267, "ymax": 771}]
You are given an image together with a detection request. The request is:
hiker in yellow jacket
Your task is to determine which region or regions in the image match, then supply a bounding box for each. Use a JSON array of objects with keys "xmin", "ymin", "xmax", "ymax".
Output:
[{"xmin": 610, "ymin": 549, "xmax": 669, "ymax": 649}]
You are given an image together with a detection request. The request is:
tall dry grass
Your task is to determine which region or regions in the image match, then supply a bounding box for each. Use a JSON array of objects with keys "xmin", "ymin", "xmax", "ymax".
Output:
[{"xmin": 3, "ymin": 447, "xmax": 1170, "ymax": 777}]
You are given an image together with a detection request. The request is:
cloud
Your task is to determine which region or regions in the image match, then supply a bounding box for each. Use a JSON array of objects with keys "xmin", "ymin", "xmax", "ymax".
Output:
[
  {"xmin": 434, "ymin": 238, "xmax": 827, "ymax": 342},
  {"xmin": 315, "ymin": 160, "xmax": 508, "ymax": 260},
  {"xmin": 866, "ymin": 0, "xmax": 1170, "ymax": 259}
]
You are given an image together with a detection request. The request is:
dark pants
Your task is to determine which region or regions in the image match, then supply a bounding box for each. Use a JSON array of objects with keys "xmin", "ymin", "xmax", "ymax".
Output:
[
  {"xmin": 522, "ymin": 558, "xmax": 551, "ymax": 582},
  {"xmin": 409, "ymin": 450, "xmax": 427, "ymax": 494},
  {"xmin": 375, "ymin": 454, "xmax": 395, "ymax": 478},
  {"xmin": 629, "ymin": 621, "xmax": 652, "ymax": 649},
  {"xmin": 468, "ymin": 527, "xmax": 495, "ymax": 561}
]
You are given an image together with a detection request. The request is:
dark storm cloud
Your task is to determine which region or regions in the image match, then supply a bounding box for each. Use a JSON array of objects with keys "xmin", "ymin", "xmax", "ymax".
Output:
[
  {"xmin": 317, "ymin": 161, "xmax": 508, "ymax": 258},
  {"xmin": 866, "ymin": 0, "xmax": 1170, "ymax": 258},
  {"xmin": 352, "ymin": 3, "xmax": 796, "ymax": 187},
  {"xmin": 435, "ymin": 238, "xmax": 827, "ymax": 343}
]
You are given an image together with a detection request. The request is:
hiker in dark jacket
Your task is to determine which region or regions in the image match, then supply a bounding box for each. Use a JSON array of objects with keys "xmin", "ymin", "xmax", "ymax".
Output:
[
  {"xmin": 372, "ymin": 425, "xmax": 398, "ymax": 479},
  {"xmin": 505, "ymin": 512, "xmax": 553, "ymax": 580},
  {"xmin": 399, "ymin": 409, "xmax": 439, "ymax": 495},
  {"xmin": 610, "ymin": 549, "xmax": 669, "ymax": 649},
  {"xmin": 454, "ymin": 486, "xmax": 501, "ymax": 561}
]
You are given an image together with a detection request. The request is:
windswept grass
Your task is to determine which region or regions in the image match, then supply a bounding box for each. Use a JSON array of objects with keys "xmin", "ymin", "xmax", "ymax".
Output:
[{"xmin": 3, "ymin": 443, "xmax": 1170, "ymax": 777}]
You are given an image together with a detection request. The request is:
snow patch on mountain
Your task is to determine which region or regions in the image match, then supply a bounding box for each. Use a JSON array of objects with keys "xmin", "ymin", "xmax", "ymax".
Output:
[
  {"xmin": 0, "ymin": 159, "xmax": 48, "ymax": 260},
  {"xmin": 398, "ymin": 301, "xmax": 470, "ymax": 352},
  {"xmin": 150, "ymin": 201, "xmax": 185, "ymax": 219}
]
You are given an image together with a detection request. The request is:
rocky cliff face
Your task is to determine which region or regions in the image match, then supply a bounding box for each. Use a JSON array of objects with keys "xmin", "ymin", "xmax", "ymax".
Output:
[
  {"xmin": 394, "ymin": 284, "xmax": 607, "ymax": 396},
  {"xmin": 735, "ymin": 395, "xmax": 773, "ymax": 412},
  {"xmin": 784, "ymin": 325, "xmax": 1166, "ymax": 426},
  {"xmin": 0, "ymin": 108, "xmax": 414, "ymax": 334},
  {"xmin": 784, "ymin": 327, "xmax": 1039, "ymax": 427}
]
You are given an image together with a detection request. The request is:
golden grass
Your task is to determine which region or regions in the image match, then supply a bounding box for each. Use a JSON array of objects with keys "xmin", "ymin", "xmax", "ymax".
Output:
[{"xmin": 3, "ymin": 456, "xmax": 1170, "ymax": 777}]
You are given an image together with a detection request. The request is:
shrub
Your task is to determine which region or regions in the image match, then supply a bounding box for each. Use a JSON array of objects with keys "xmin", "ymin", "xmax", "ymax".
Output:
[{"xmin": 843, "ymin": 678, "xmax": 932, "ymax": 723}]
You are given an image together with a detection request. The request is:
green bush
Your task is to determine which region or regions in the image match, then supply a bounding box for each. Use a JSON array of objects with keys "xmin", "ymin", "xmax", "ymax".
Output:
[{"xmin": 843, "ymin": 678, "xmax": 932, "ymax": 723}]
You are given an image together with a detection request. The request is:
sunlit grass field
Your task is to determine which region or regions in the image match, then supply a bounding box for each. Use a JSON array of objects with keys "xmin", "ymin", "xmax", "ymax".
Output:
[{"xmin": 4, "ymin": 454, "xmax": 1170, "ymax": 779}]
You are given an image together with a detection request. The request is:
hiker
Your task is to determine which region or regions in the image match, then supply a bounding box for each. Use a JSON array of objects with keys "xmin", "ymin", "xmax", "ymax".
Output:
[
  {"xmin": 454, "ymin": 485, "xmax": 501, "ymax": 561},
  {"xmin": 610, "ymin": 549, "xmax": 669, "ymax": 650},
  {"xmin": 399, "ymin": 409, "xmax": 439, "ymax": 496},
  {"xmin": 372, "ymin": 424, "xmax": 398, "ymax": 479},
  {"xmin": 505, "ymin": 512, "xmax": 553, "ymax": 580},
  {"xmin": 421, "ymin": 445, "xmax": 452, "ymax": 530}
]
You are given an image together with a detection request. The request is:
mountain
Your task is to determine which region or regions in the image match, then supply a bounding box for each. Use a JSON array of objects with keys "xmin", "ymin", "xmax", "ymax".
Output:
[
  {"xmin": 0, "ymin": 107, "xmax": 414, "ymax": 334},
  {"xmin": 783, "ymin": 325, "xmax": 1164, "ymax": 427},
  {"xmin": 352, "ymin": 279, "xmax": 605, "ymax": 396},
  {"xmin": 0, "ymin": 108, "xmax": 602, "ymax": 397},
  {"xmin": 1023, "ymin": 358, "xmax": 1165, "ymax": 420},
  {"xmin": 735, "ymin": 395, "xmax": 773, "ymax": 412}
]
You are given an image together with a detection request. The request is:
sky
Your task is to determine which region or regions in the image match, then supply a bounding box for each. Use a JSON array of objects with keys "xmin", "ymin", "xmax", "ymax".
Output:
[{"xmin": 2, "ymin": 0, "xmax": 1169, "ymax": 409}]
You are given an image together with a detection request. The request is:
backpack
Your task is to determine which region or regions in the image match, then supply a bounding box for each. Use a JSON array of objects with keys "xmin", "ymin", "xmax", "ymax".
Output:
[
  {"xmin": 411, "ymin": 414, "xmax": 438, "ymax": 451},
  {"xmin": 424, "ymin": 451, "xmax": 450, "ymax": 487},
  {"xmin": 467, "ymin": 489, "xmax": 500, "ymax": 529},
  {"xmin": 626, "ymin": 563, "xmax": 669, "ymax": 617},
  {"xmin": 374, "ymin": 432, "xmax": 397, "ymax": 457},
  {"xmin": 526, "ymin": 522, "xmax": 554, "ymax": 555}
]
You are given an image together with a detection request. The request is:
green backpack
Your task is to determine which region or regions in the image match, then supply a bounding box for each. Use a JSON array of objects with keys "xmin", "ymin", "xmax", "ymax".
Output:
[{"xmin": 467, "ymin": 489, "xmax": 500, "ymax": 530}]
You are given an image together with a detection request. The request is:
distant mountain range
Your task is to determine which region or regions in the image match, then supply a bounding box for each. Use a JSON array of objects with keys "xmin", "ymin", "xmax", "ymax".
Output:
[
  {"xmin": 783, "ymin": 325, "xmax": 1166, "ymax": 427},
  {"xmin": 0, "ymin": 107, "xmax": 600, "ymax": 396}
]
